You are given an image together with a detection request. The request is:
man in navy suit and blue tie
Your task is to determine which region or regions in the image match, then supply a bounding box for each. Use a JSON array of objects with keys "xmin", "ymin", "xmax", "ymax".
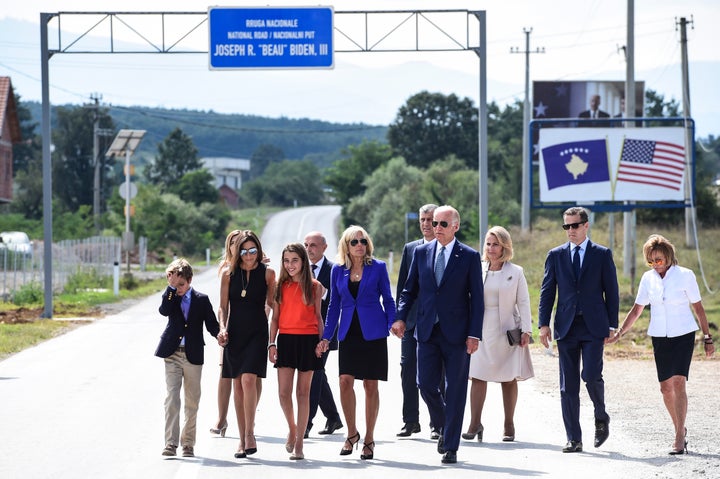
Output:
[
  {"xmin": 538, "ymin": 207, "xmax": 619, "ymax": 453},
  {"xmin": 392, "ymin": 205, "xmax": 483, "ymax": 465}
]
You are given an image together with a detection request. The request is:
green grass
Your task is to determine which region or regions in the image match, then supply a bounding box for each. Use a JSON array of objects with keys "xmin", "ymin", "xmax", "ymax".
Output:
[
  {"xmin": 0, "ymin": 207, "xmax": 280, "ymax": 358},
  {"xmin": 391, "ymin": 218, "xmax": 720, "ymax": 358},
  {"xmin": 0, "ymin": 320, "xmax": 76, "ymax": 359}
]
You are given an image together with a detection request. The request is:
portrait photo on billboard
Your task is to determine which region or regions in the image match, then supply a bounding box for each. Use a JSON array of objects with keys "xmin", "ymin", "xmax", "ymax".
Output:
[{"xmin": 532, "ymin": 80, "xmax": 644, "ymax": 126}]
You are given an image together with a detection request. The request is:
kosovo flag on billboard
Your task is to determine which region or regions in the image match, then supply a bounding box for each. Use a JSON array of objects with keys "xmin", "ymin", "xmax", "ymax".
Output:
[{"xmin": 541, "ymin": 139, "xmax": 610, "ymax": 189}]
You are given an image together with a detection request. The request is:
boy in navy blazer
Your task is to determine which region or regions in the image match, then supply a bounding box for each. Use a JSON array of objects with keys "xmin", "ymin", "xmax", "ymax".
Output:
[{"xmin": 155, "ymin": 258, "xmax": 225, "ymax": 458}]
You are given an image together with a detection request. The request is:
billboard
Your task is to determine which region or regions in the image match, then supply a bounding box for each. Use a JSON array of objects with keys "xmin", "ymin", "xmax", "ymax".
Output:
[{"xmin": 537, "ymin": 126, "xmax": 687, "ymax": 203}]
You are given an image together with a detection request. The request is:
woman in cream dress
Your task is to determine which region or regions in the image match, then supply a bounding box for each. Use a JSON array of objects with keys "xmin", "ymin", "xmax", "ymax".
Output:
[{"xmin": 463, "ymin": 226, "xmax": 534, "ymax": 442}]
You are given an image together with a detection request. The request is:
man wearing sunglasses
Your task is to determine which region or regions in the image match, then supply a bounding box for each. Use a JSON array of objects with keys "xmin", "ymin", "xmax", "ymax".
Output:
[
  {"xmin": 538, "ymin": 206, "xmax": 619, "ymax": 453},
  {"xmin": 392, "ymin": 205, "xmax": 483, "ymax": 465}
]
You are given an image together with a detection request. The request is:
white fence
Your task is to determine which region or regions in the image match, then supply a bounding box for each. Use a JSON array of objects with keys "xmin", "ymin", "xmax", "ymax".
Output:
[{"xmin": 0, "ymin": 236, "xmax": 123, "ymax": 301}]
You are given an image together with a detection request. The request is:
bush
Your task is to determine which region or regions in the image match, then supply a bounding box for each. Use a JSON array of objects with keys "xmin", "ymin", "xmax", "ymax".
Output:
[
  {"xmin": 12, "ymin": 281, "xmax": 43, "ymax": 306},
  {"xmin": 63, "ymin": 269, "xmax": 112, "ymax": 294}
]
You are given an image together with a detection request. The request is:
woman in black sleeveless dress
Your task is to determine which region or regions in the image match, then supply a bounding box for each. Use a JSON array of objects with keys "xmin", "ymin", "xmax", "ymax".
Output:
[{"xmin": 219, "ymin": 230, "xmax": 276, "ymax": 459}]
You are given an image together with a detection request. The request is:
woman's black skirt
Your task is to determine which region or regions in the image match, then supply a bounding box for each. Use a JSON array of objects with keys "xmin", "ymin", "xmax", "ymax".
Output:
[{"xmin": 652, "ymin": 331, "xmax": 695, "ymax": 382}]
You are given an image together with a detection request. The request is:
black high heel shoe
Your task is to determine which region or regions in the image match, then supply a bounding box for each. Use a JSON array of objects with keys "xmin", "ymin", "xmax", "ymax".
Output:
[
  {"xmin": 461, "ymin": 424, "xmax": 483, "ymax": 442},
  {"xmin": 669, "ymin": 428, "xmax": 688, "ymax": 455},
  {"xmin": 360, "ymin": 441, "xmax": 375, "ymax": 460},
  {"xmin": 244, "ymin": 435, "xmax": 257, "ymax": 456},
  {"xmin": 340, "ymin": 432, "xmax": 360, "ymax": 456}
]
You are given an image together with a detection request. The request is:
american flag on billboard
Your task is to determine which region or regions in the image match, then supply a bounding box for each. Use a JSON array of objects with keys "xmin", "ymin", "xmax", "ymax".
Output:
[{"xmin": 616, "ymin": 139, "xmax": 685, "ymax": 191}]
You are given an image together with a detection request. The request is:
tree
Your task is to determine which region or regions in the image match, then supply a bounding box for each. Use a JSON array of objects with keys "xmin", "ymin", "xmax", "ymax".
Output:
[
  {"xmin": 324, "ymin": 140, "xmax": 393, "ymax": 209},
  {"xmin": 346, "ymin": 157, "xmax": 424, "ymax": 253},
  {"xmin": 168, "ymin": 169, "xmax": 219, "ymax": 206},
  {"xmin": 387, "ymin": 91, "xmax": 478, "ymax": 169},
  {"xmin": 250, "ymin": 143, "xmax": 285, "ymax": 180},
  {"xmin": 242, "ymin": 159, "xmax": 324, "ymax": 207},
  {"xmin": 143, "ymin": 127, "xmax": 202, "ymax": 190},
  {"xmin": 11, "ymin": 95, "xmax": 44, "ymax": 219},
  {"xmin": 127, "ymin": 185, "xmax": 229, "ymax": 257},
  {"xmin": 51, "ymin": 105, "xmax": 115, "ymax": 213}
]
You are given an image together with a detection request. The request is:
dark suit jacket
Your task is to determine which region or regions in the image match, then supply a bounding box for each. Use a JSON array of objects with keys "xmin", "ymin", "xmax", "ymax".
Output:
[
  {"xmin": 538, "ymin": 240, "xmax": 619, "ymax": 341},
  {"xmin": 397, "ymin": 239, "xmax": 484, "ymax": 344},
  {"xmin": 578, "ymin": 109, "xmax": 610, "ymax": 127},
  {"xmin": 315, "ymin": 256, "xmax": 338, "ymax": 350},
  {"xmin": 578, "ymin": 109, "xmax": 610, "ymax": 119},
  {"xmin": 155, "ymin": 286, "xmax": 220, "ymax": 365},
  {"xmin": 323, "ymin": 259, "xmax": 395, "ymax": 342},
  {"xmin": 395, "ymin": 239, "xmax": 423, "ymax": 329}
]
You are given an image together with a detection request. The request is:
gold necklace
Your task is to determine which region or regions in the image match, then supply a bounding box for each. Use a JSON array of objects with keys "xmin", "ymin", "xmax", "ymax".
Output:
[{"xmin": 240, "ymin": 268, "xmax": 250, "ymax": 297}]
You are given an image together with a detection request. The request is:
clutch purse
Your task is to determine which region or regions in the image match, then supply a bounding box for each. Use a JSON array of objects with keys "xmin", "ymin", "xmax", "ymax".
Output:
[
  {"xmin": 506, "ymin": 327, "xmax": 522, "ymax": 346},
  {"xmin": 506, "ymin": 327, "xmax": 533, "ymax": 346}
]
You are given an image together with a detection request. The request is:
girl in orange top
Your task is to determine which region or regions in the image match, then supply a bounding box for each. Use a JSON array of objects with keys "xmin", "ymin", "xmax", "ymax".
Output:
[{"xmin": 269, "ymin": 243, "xmax": 324, "ymax": 460}]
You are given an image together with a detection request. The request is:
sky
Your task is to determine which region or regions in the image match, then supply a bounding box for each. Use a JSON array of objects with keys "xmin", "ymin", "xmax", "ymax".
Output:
[{"xmin": 1, "ymin": 0, "xmax": 718, "ymax": 136}]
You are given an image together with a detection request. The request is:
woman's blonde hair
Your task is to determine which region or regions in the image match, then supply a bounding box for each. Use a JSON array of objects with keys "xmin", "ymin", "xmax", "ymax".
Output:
[
  {"xmin": 482, "ymin": 225, "xmax": 514, "ymax": 263},
  {"xmin": 336, "ymin": 225, "xmax": 374, "ymax": 269},
  {"xmin": 218, "ymin": 229, "xmax": 242, "ymax": 276},
  {"xmin": 642, "ymin": 234, "xmax": 678, "ymax": 267}
]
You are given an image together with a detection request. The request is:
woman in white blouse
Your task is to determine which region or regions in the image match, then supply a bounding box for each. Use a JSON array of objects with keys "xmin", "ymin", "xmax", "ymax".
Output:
[
  {"xmin": 610, "ymin": 234, "xmax": 714, "ymax": 455},
  {"xmin": 463, "ymin": 226, "xmax": 534, "ymax": 443}
]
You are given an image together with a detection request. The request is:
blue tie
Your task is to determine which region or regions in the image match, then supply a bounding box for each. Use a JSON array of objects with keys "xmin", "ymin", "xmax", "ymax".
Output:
[
  {"xmin": 434, "ymin": 246, "xmax": 446, "ymax": 286},
  {"xmin": 573, "ymin": 245, "xmax": 581, "ymax": 279},
  {"xmin": 181, "ymin": 293, "xmax": 190, "ymax": 320}
]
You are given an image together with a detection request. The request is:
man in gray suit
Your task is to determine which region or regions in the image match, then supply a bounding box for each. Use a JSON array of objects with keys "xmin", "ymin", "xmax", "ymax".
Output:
[{"xmin": 395, "ymin": 203, "xmax": 441, "ymax": 439}]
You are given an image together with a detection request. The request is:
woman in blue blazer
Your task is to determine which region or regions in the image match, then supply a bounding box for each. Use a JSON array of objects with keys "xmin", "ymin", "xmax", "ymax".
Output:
[{"xmin": 317, "ymin": 225, "xmax": 395, "ymax": 461}]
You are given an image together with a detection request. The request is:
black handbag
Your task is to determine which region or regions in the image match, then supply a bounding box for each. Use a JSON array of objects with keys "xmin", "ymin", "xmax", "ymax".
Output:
[{"xmin": 506, "ymin": 327, "xmax": 523, "ymax": 346}]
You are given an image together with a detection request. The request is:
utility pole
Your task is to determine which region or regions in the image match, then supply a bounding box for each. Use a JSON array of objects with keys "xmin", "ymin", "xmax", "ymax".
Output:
[
  {"xmin": 90, "ymin": 93, "xmax": 101, "ymax": 233},
  {"xmin": 89, "ymin": 93, "xmax": 115, "ymax": 234},
  {"xmin": 511, "ymin": 28, "xmax": 544, "ymax": 233},
  {"xmin": 622, "ymin": 0, "xmax": 637, "ymax": 279},
  {"xmin": 677, "ymin": 16, "xmax": 695, "ymax": 248}
]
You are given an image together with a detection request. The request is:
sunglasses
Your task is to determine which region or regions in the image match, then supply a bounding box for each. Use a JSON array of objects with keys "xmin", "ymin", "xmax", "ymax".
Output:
[
  {"xmin": 349, "ymin": 238, "xmax": 368, "ymax": 246},
  {"xmin": 240, "ymin": 247, "xmax": 258, "ymax": 256},
  {"xmin": 647, "ymin": 258, "xmax": 665, "ymax": 267},
  {"xmin": 562, "ymin": 220, "xmax": 587, "ymax": 230},
  {"xmin": 432, "ymin": 220, "xmax": 450, "ymax": 228}
]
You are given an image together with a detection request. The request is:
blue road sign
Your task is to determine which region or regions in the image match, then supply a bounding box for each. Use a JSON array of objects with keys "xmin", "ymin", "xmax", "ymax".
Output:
[{"xmin": 209, "ymin": 7, "xmax": 334, "ymax": 69}]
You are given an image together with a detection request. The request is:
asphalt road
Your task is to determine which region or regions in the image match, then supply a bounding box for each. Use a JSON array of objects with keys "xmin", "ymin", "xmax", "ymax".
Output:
[{"xmin": 1, "ymin": 205, "xmax": 713, "ymax": 478}]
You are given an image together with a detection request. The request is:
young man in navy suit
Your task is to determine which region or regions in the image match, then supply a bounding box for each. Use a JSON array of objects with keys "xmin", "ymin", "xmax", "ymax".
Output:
[
  {"xmin": 303, "ymin": 231, "xmax": 343, "ymax": 438},
  {"xmin": 393, "ymin": 205, "xmax": 484, "ymax": 465},
  {"xmin": 155, "ymin": 258, "xmax": 225, "ymax": 458},
  {"xmin": 395, "ymin": 203, "xmax": 442, "ymax": 439},
  {"xmin": 538, "ymin": 207, "xmax": 619, "ymax": 453}
]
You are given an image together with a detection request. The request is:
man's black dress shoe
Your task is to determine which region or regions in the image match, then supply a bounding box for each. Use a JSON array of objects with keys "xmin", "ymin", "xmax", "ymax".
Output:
[
  {"xmin": 437, "ymin": 436, "xmax": 445, "ymax": 454},
  {"xmin": 594, "ymin": 420, "xmax": 609, "ymax": 448},
  {"xmin": 430, "ymin": 427, "xmax": 441, "ymax": 440},
  {"xmin": 319, "ymin": 419, "xmax": 344, "ymax": 435},
  {"xmin": 441, "ymin": 450, "xmax": 457, "ymax": 464},
  {"xmin": 562, "ymin": 440, "xmax": 583, "ymax": 453},
  {"xmin": 304, "ymin": 428, "xmax": 310, "ymax": 439},
  {"xmin": 396, "ymin": 422, "xmax": 421, "ymax": 437}
]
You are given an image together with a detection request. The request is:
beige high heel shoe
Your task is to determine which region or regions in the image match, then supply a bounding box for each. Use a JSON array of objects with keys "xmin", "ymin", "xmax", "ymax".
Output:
[{"xmin": 210, "ymin": 420, "xmax": 228, "ymax": 437}]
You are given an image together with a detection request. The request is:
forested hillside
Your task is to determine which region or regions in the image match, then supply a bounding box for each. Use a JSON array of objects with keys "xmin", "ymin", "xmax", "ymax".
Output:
[{"xmin": 24, "ymin": 101, "xmax": 388, "ymax": 168}]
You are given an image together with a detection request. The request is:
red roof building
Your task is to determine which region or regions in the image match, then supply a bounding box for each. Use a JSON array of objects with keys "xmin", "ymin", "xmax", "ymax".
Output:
[{"xmin": 0, "ymin": 77, "xmax": 22, "ymax": 203}]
